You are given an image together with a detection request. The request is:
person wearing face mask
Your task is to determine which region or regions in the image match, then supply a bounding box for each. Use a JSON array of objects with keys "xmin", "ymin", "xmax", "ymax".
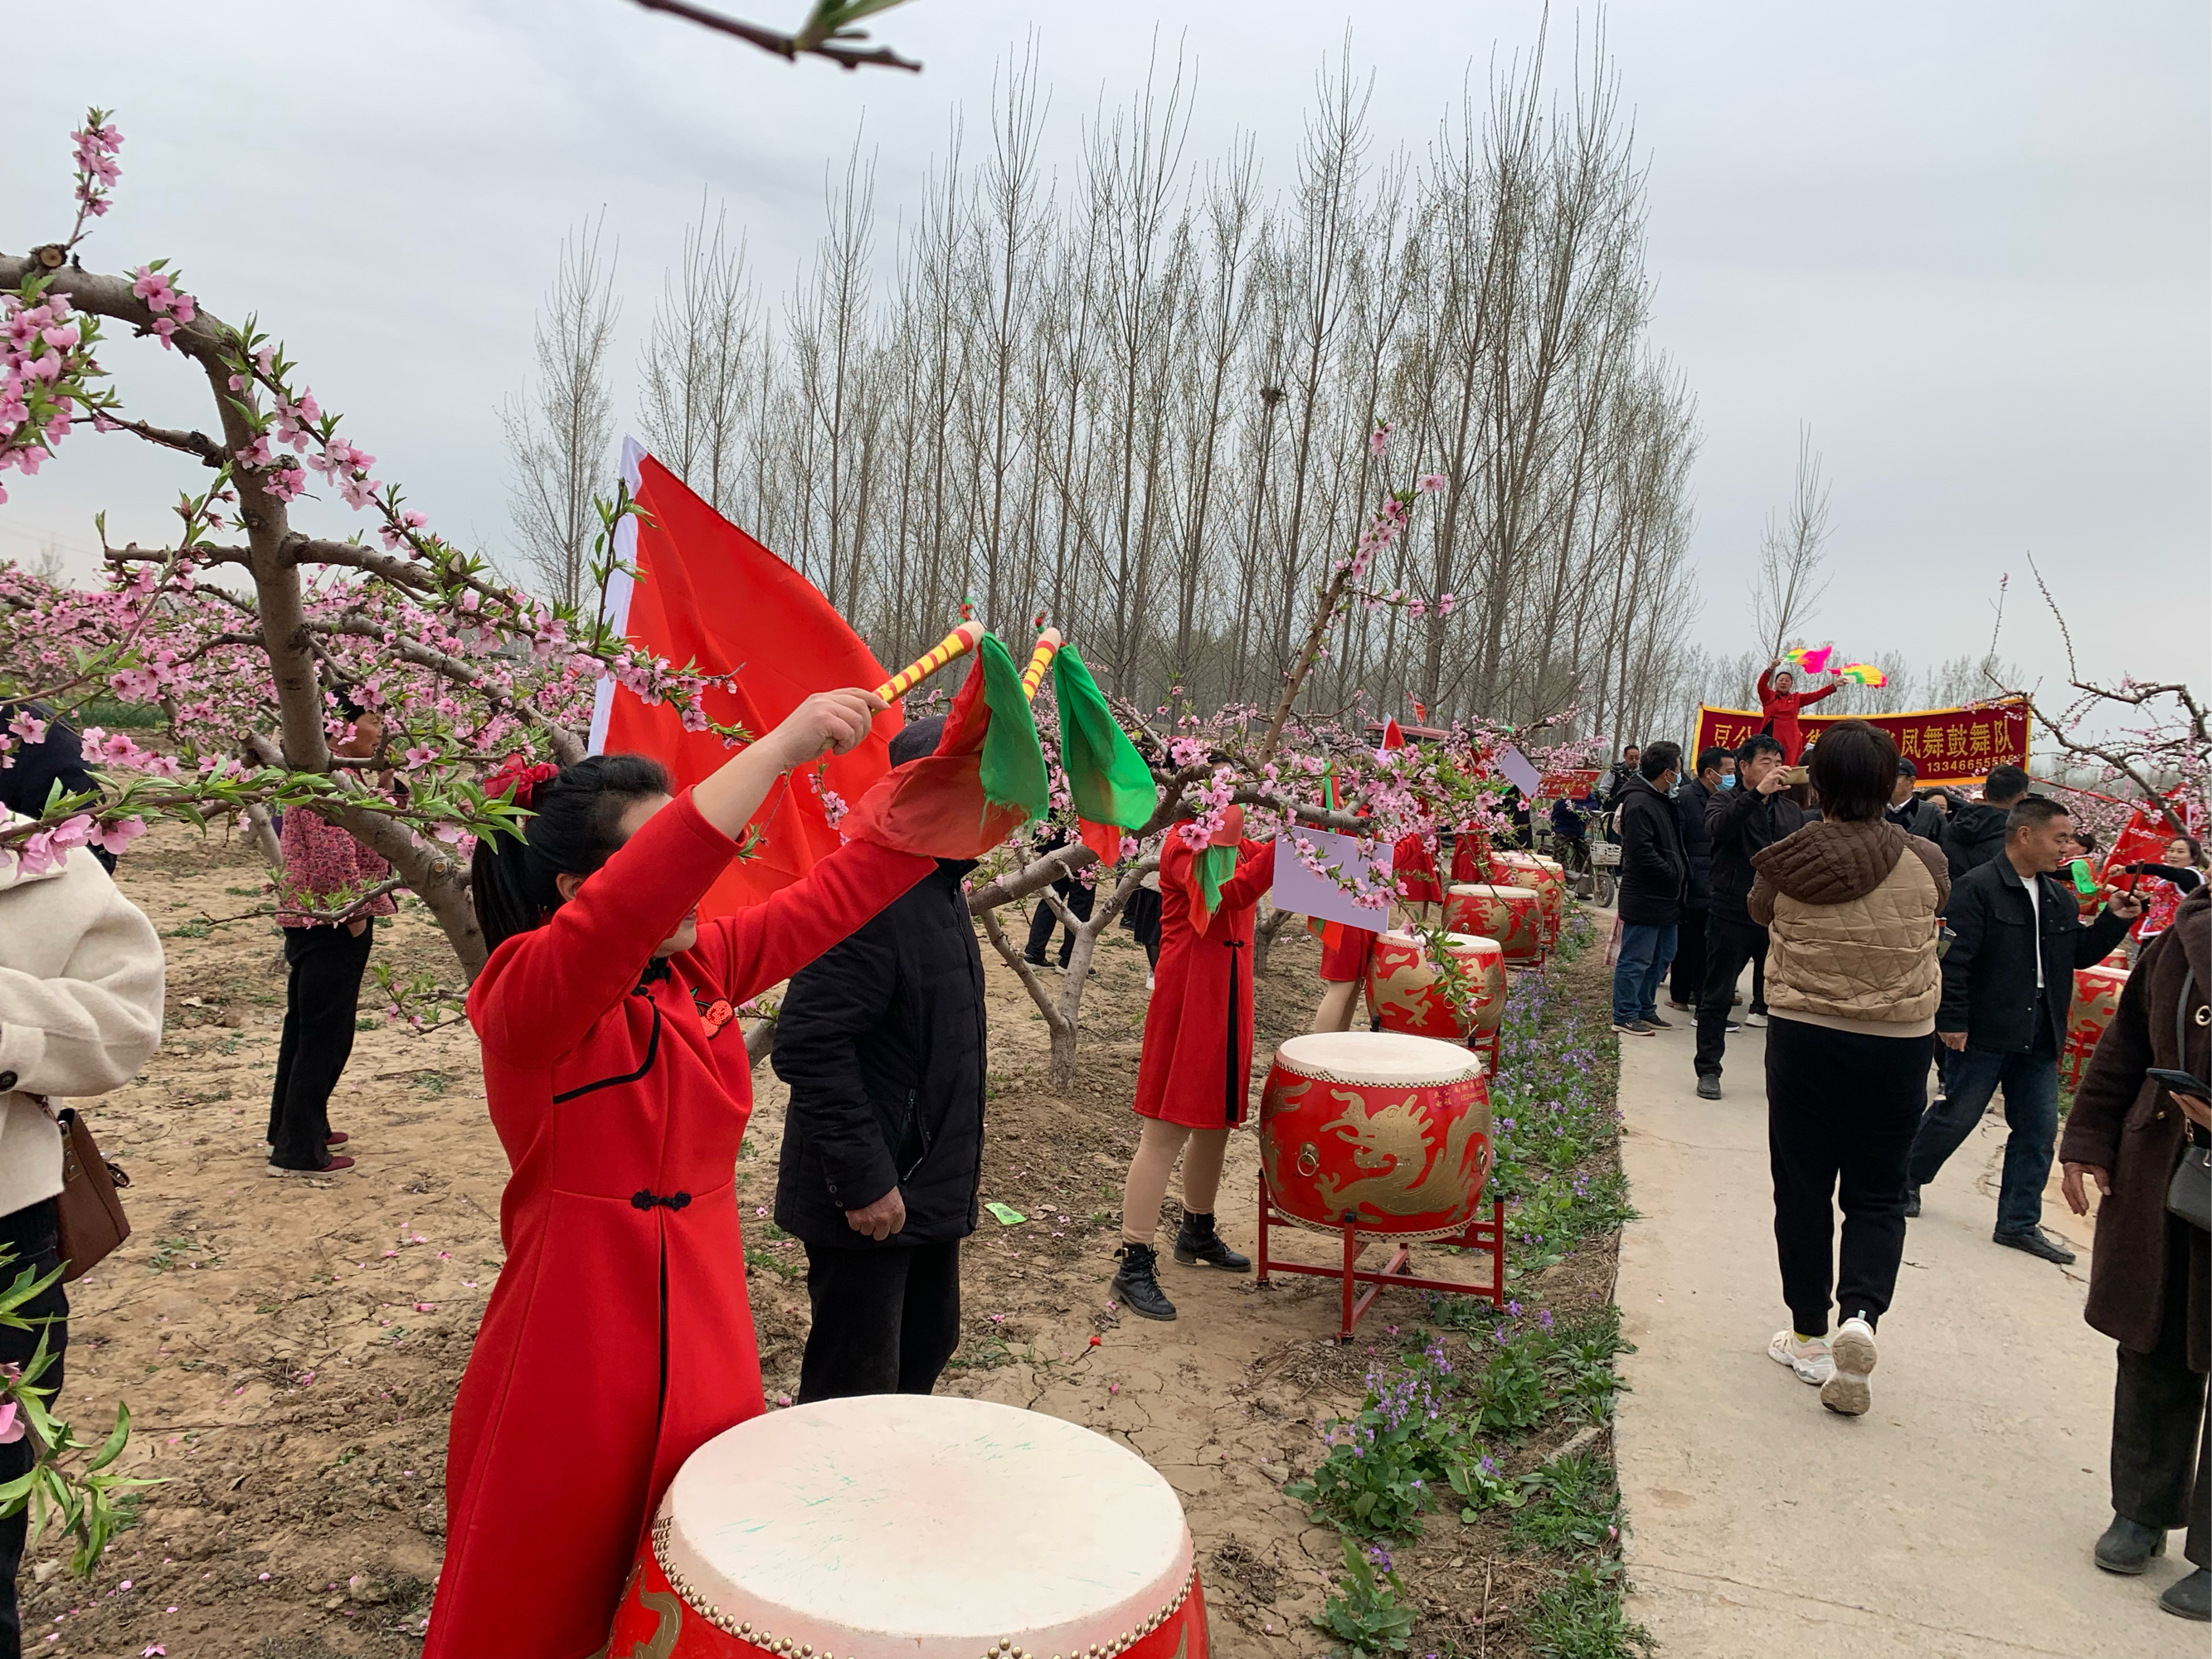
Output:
[
  {"xmin": 1903, "ymin": 795, "xmax": 2144, "ymax": 1260},
  {"xmin": 1111, "ymin": 806, "xmax": 1276, "ymax": 1321},
  {"xmin": 425, "ymin": 688, "xmax": 932, "ymax": 1659},
  {"xmin": 1666, "ymin": 747, "xmax": 1732, "ymax": 1014},
  {"xmin": 1612, "ymin": 740, "xmax": 1689, "ymax": 1036}
]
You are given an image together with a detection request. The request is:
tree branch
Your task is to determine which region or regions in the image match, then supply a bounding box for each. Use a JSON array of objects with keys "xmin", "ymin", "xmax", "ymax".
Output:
[{"xmin": 629, "ymin": 0, "xmax": 922, "ymax": 72}]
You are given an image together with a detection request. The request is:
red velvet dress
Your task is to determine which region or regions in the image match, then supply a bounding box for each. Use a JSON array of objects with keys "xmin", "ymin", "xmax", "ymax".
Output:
[
  {"xmin": 1134, "ymin": 836, "xmax": 1275, "ymax": 1128},
  {"xmin": 1318, "ymin": 832, "xmax": 1441, "ymax": 982},
  {"xmin": 1757, "ymin": 669, "xmax": 1840, "ymax": 764},
  {"xmin": 424, "ymin": 792, "xmax": 930, "ymax": 1659}
]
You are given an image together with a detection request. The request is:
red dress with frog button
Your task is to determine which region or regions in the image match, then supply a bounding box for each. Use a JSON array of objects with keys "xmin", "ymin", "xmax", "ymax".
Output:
[{"xmin": 422, "ymin": 791, "xmax": 930, "ymax": 1659}]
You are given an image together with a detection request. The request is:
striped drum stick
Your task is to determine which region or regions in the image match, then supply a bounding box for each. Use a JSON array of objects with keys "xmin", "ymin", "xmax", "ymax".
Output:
[
  {"xmin": 1020, "ymin": 628, "xmax": 1063, "ymax": 702},
  {"xmin": 873, "ymin": 620, "xmax": 984, "ymax": 703}
]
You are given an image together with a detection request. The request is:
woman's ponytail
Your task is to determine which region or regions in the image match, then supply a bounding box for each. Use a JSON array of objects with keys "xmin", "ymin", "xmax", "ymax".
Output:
[{"xmin": 469, "ymin": 753, "xmax": 673, "ymax": 953}]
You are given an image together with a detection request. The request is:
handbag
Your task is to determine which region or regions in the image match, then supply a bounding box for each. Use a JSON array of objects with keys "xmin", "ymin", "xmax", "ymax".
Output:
[
  {"xmin": 2164, "ymin": 965, "xmax": 2210, "ymax": 1233},
  {"xmin": 48, "ymin": 1104, "xmax": 133, "ymax": 1282}
]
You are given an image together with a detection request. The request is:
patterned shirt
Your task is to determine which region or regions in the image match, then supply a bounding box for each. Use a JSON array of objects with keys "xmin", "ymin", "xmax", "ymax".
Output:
[{"xmin": 278, "ymin": 806, "xmax": 398, "ymax": 928}]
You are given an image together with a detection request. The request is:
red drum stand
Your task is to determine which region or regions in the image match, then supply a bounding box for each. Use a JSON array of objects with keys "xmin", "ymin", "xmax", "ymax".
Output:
[{"xmin": 1254, "ymin": 1175, "xmax": 1507, "ymax": 1342}]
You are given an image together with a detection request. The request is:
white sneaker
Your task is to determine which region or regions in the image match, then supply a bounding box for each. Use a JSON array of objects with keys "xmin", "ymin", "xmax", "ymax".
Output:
[
  {"xmin": 1743, "ymin": 1012, "xmax": 1769, "ymax": 1028},
  {"xmin": 1767, "ymin": 1330, "xmax": 1833, "ymax": 1385},
  {"xmin": 1822, "ymin": 1316, "xmax": 1877, "ymax": 1416}
]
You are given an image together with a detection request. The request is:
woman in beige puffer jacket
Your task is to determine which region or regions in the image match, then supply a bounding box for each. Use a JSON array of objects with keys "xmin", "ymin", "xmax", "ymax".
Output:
[
  {"xmin": 1745, "ymin": 721, "xmax": 1947, "ymax": 1418},
  {"xmin": 0, "ymin": 818, "xmax": 163, "ymax": 1637}
]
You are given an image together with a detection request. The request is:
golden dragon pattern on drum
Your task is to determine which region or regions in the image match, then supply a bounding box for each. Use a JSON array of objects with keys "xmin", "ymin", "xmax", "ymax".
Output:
[{"xmin": 1296, "ymin": 1085, "xmax": 1488, "ymax": 1220}]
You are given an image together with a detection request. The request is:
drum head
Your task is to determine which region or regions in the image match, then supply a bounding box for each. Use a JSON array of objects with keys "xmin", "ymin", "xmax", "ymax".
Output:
[
  {"xmin": 1274, "ymin": 1029, "xmax": 1485, "ymax": 1085},
  {"xmin": 1448, "ymin": 882, "xmax": 1539, "ymax": 899},
  {"xmin": 1377, "ymin": 930, "xmax": 1497, "ymax": 955},
  {"xmin": 659, "ymin": 1395, "xmax": 1193, "ymax": 1659}
]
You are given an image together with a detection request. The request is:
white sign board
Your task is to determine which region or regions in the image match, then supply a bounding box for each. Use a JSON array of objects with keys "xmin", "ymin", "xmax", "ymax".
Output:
[
  {"xmin": 1272, "ymin": 830, "xmax": 1394, "ymax": 931},
  {"xmin": 1494, "ymin": 743, "xmax": 1543, "ymax": 799}
]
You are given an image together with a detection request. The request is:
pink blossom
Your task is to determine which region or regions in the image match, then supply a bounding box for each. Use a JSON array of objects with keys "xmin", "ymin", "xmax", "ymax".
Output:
[
  {"xmin": 1417, "ymin": 473, "xmax": 1446, "ymax": 494},
  {"xmin": 0, "ymin": 1401, "xmax": 22, "ymax": 1444},
  {"xmin": 1368, "ymin": 421, "xmax": 1394, "ymax": 458},
  {"xmin": 87, "ymin": 816, "xmax": 147, "ymax": 856}
]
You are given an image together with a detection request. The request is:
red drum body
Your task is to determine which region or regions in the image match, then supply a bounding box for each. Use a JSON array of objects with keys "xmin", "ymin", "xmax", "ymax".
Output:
[
  {"xmin": 1488, "ymin": 854, "xmax": 1564, "ymax": 942},
  {"xmin": 609, "ymin": 1395, "xmax": 1207, "ymax": 1659},
  {"xmin": 2063, "ymin": 963, "xmax": 2130, "ymax": 1092},
  {"xmin": 1444, "ymin": 883, "xmax": 1544, "ymax": 964},
  {"xmin": 1365, "ymin": 930, "xmax": 1506, "ymax": 1041},
  {"xmin": 1258, "ymin": 1031, "xmax": 1492, "ymax": 1241}
]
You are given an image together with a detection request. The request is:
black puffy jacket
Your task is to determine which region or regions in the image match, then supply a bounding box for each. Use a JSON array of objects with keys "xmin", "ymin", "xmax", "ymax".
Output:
[
  {"xmin": 771, "ymin": 859, "xmax": 987, "ymax": 1248},
  {"xmin": 1616, "ymin": 774, "xmax": 1689, "ymax": 927},
  {"xmin": 1942, "ymin": 800, "xmax": 2010, "ymax": 879},
  {"xmin": 1675, "ymin": 777, "xmax": 1718, "ymax": 910}
]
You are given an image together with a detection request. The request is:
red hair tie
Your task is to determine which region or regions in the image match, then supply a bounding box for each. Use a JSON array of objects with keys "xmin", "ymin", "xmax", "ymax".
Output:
[{"xmin": 486, "ymin": 755, "xmax": 562, "ymax": 807}]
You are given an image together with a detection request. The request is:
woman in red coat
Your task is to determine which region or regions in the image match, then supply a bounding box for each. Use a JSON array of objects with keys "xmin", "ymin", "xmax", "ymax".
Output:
[
  {"xmin": 424, "ymin": 689, "xmax": 932, "ymax": 1659},
  {"xmin": 1757, "ymin": 662, "xmax": 1844, "ymax": 764},
  {"xmin": 1110, "ymin": 810, "xmax": 1275, "ymax": 1321}
]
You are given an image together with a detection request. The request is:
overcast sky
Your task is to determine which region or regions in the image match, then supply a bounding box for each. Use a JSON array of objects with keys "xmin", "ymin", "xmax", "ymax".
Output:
[{"xmin": 4, "ymin": 0, "xmax": 2205, "ymax": 698}]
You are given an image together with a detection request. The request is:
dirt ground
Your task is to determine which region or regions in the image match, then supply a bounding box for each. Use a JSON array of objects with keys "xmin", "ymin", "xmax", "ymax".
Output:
[{"xmin": 22, "ymin": 822, "xmax": 1618, "ymax": 1657}]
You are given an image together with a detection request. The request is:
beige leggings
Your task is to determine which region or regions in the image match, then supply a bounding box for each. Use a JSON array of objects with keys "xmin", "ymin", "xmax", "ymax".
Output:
[{"xmin": 1120, "ymin": 1119, "xmax": 1232, "ymax": 1246}]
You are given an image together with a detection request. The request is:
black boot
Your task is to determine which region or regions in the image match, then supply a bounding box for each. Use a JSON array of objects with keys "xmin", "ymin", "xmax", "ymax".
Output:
[
  {"xmin": 1173, "ymin": 1210, "xmax": 1252, "ymax": 1272},
  {"xmin": 1903, "ymin": 1185, "xmax": 1921, "ymax": 1219},
  {"xmin": 2093, "ymin": 1514, "xmax": 2167, "ymax": 1575},
  {"xmin": 2162, "ymin": 1568, "xmax": 2210, "ymax": 1622},
  {"xmin": 1111, "ymin": 1242, "xmax": 1177, "ymax": 1321}
]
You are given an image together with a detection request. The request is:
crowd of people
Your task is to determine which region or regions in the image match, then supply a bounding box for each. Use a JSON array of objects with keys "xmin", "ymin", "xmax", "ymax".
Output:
[
  {"xmin": 3, "ymin": 670, "xmax": 2206, "ymax": 1646},
  {"xmin": 1602, "ymin": 708, "xmax": 2208, "ymax": 1623}
]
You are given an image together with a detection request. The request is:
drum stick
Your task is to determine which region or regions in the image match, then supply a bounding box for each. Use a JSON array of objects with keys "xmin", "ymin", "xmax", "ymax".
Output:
[
  {"xmin": 1019, "ymin": 628, "xmax": 1063, "ymax": 703},
  {"xmin": 873, "ymin": 620, "xmax": 984, "ymax": 704}
]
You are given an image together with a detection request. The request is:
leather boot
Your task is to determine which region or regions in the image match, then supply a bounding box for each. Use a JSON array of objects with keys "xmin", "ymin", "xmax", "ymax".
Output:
[
  {"xmin": 2162, "ymin": 1568, "xmax": 2210, "ymax": 1621},
  {"xmin": 1173, "ymin": 1210, "xmax": 1252, "ymax": 1272},
  {"xmin": 1111, "ymin": 1243, "xmax": 1177, "ymax": 1321},
  {"xmin": 2093, "ymin": 1513, "xmax": 2166, "ymax": 1575}
]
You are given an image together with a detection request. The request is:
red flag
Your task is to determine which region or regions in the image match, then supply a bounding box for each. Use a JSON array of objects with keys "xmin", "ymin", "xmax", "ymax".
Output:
[
  {"xmin": 1379, "ymin": 716, "xmax": 1406, "ymax": 755},
  {"xmin": 596, "ymin": 447, "xmax": 898, "ymax": 916}
]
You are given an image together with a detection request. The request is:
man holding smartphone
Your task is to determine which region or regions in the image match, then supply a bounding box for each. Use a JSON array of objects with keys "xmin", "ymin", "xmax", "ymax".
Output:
[{"xmin": 1905, "ymin": 795, "xmax": 2143, "ymax": 1258}]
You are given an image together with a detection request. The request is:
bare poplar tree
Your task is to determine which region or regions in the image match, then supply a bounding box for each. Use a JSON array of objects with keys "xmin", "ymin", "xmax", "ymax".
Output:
[
  {"xmin": 503, "ymin": 215, "xmax": 620, "ymax": 610},
  {"xmin": 638, "ymin": 196, "xmax": 756, "ymax": 515},
  {"xmin": 1751, "ymin": 422, "xmax": 1834, "ymax": 663}
]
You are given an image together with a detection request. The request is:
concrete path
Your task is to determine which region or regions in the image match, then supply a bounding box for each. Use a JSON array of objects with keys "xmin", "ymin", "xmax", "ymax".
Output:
[{"xmin": 1612, "ymin": 1009, "xmax": 2199, "ymax": 1658}]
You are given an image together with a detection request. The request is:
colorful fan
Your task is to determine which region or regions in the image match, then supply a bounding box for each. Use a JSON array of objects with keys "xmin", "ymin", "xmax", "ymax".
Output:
[
  {"xmin": 1785, "ymin": 645, "xmax": 1834, "ymax": 674},
  {"xmin": 1835, "ymin": 662, "xmax": 1889, "ymax": 687}
]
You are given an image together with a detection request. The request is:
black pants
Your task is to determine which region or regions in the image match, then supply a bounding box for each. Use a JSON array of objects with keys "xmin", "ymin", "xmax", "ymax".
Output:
[
  {"xmin": 0, "ymin": 1199, "xmax": 67, "ymax": 1659},
  {"xmin": 1668, "ymin": 907, "xmax": 1709, "ymax": 1006},
  {"xmin": 797, "ymin": 1239, "xmax": 962, "ymax": 1404},
  {"xmin": 2112, "ymin": 1226, "xmax": 2210, "ymax": 1567},
  {"xmin": 1023, "ymin": 878, "xmax": 1094, "ymax": 967},
  {"xmin": 1695, "ymin": 914, "xmax": 1767, "ymax": 1078},
  {"xmin": 268, "ymin": 922, "xmax": 374, "ymax": 1169},
  {"xmin": 1766, "ymin": 1017, "xmax": 1934, "ymax": 1337}
]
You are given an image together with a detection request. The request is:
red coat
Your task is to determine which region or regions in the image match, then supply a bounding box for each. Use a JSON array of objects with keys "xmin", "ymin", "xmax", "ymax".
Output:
[
  {"xmin": 1757, "ymin": 668, "xmax": 1840, "ymax": 764},
  {"xmin": 1134, "ymin": 836, "xmax": 1274, "ymax": 1128},
  {"xmin": 425, "ymin": 792, "xmax": 929, "ymax": 1659}
]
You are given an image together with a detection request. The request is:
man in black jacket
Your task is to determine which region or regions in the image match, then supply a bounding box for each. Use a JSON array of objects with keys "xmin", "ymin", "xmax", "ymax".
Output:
[
  {"xmin": 1666, "ymin": 746, "xmax": 1731, "ymax": 1012},
  {"xmin": 1885, "ymin": 757, "xmax": 1946, "ymax": 841},
  {"xmin": 1939, "ymin": 762, "xmax": 2030, "ymax": 878},
  {"xmin": 771, "ymin": 718, "xmax": 989, "ymax": 1401},
  {"xmin": 1611, "ymin": 742, "xmax": 1687, "ymax": 1035},
  {"xmin": 1904, "ymin": 795, "xmax": 2142, "ymax": 1261},
  {"xmin": 1602, "ymin": 745, "xmax": 1641, "ymax": 813},
  {"xmin": 1694, "ymin": 733, "xmax": 1801, "ymax": 1096}
]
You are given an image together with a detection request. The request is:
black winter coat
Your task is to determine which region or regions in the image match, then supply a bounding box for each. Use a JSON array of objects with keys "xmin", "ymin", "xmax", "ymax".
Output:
[
  {"xmin": 1675, "ymin": 777, "xmax": 1717, "ymax": 911},
  {"xmin": 771, "ymin": 859, "xmax": 987, "ymax": 1248},
  {"xmin": 1615, "ymin": 774, "xmax": 1689, "ymax": 927},
  {"xmin": 1942, "ymin": 800, "xmax": 2010, "ymax": 878},
  {"xmin": 1885, "ymin": 795, "xmax": 1944, "ymax": 842},
  {"xmin": 1705, "ymin": 783, "xmax": 1803, "ymax": 925},
  {"xmin": 1937, "ymin": 855, "xmax": 2132, "ymax": 1054}
]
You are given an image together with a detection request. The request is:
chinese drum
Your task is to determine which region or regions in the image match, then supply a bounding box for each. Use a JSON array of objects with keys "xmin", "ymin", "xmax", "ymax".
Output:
[
  {"xmin": 1444, "ymin": 883, "xmax": 1544, "ymax": 965},
  {"xmin": 1488, "ymin": 853, "xmax": 1565, "ymax": 942},
  {"xmin": 2062, "ymin": 961, "xmax": 2130, "ymax": 1092},
  {"xmin": 1257, "ymin": 1030, "xmax": 1492, "ymax": 1241},
  {"xmin": 607, "ymin": 1394, "xmax": 1207, "ymax": 1659},
  {"xmin": 1364, "ymin": 929, "xmax": 1505, "ymax": 1043}
]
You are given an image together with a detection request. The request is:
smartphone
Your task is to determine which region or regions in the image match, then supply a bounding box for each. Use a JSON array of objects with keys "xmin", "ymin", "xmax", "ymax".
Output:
[{"xmin": 2146, "ymin": 1067, "xmax": 2210, "ymax": 1098}]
